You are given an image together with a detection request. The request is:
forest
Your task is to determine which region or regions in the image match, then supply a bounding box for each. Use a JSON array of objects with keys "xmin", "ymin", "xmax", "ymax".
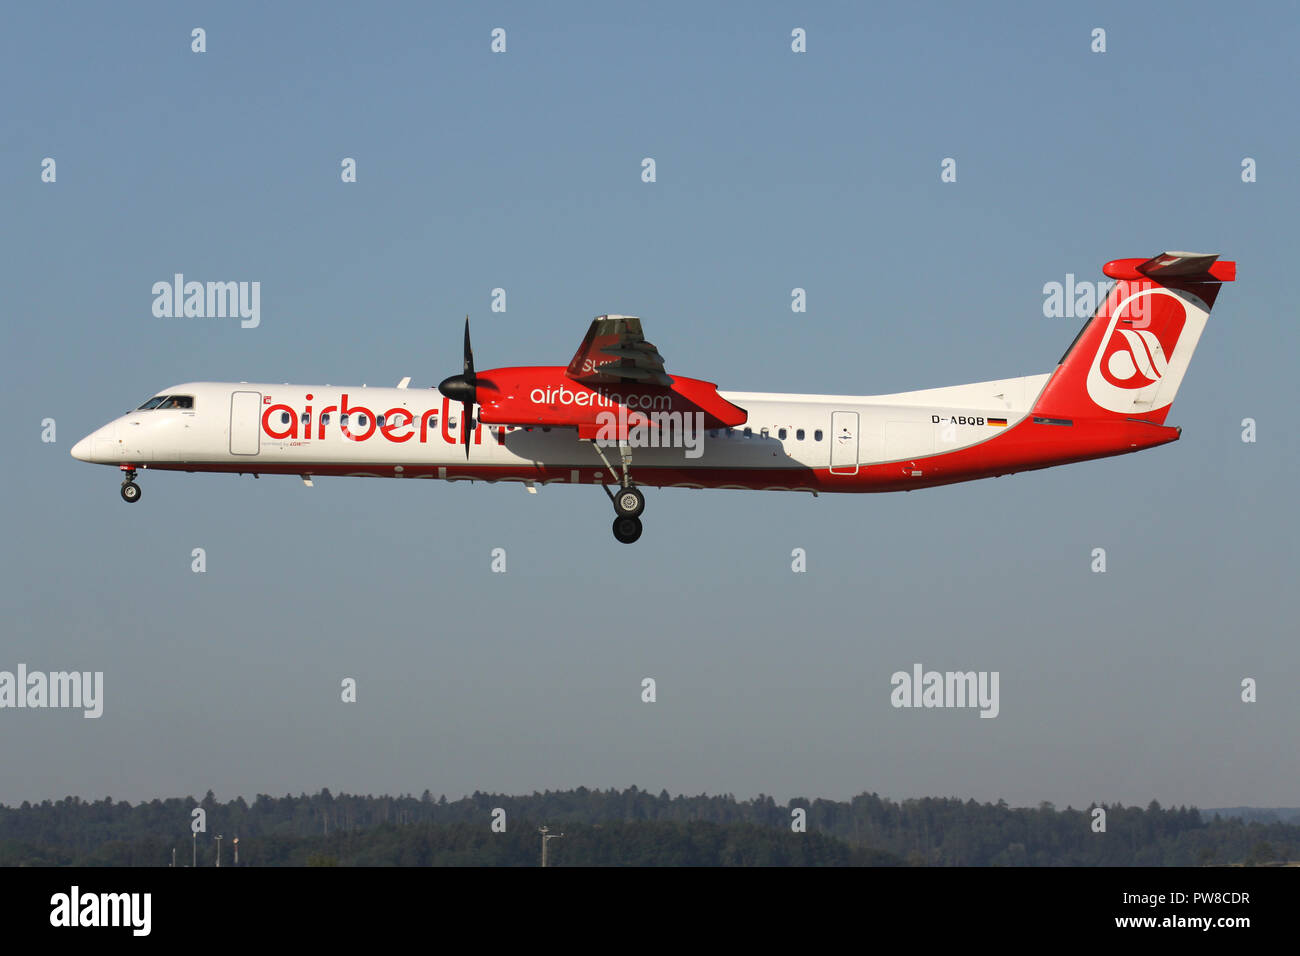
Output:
[{"xmin": 1, "ymin": 787, "xmax": 1294, "ymax": 866}]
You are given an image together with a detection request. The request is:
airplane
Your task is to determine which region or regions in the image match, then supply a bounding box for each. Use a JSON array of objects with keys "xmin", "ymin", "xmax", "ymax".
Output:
[{"xmin": 72, "ymin": 251, "xmax": 1235, "ymax": 543}]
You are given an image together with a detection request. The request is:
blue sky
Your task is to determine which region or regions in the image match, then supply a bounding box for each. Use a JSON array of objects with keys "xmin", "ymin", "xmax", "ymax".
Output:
[{"xmin": 1, "ymin": 1, "xmax": 1296, "ymax": 811}]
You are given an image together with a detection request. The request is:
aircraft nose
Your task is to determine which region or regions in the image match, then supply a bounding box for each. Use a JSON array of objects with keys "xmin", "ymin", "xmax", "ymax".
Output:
[{"xmin": 71, "ymin": 436, "xmax": 92, "ymax": 461}]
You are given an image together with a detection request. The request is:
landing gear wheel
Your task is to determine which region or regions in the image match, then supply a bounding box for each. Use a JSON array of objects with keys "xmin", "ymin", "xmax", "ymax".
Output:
[
  {"xmin": 120, "ymin": 481, "xmax": 142, "ymax": 503},
  {"xmin": 612, "ymin": 515, "xmax": 643, "ymax": 544},
  {"xmin": 614, "ymin": 486, "xmax": 645, "ymax": 518}
]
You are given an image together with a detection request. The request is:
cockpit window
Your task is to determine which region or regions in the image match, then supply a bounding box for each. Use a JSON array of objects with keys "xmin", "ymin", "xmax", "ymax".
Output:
[{"xmin": 137, "ymin": 395, "xmax": 194, "ymax": 410}]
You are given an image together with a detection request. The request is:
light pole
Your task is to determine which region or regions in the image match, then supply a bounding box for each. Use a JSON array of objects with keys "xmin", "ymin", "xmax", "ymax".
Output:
[
  {"xmin": 233, "ymin": 836, "xmax": 239, "ymax": 866},
  {"xmin": 538, "ymin": 826, "xmax": 563, "ymax": 867},
  {"xmin": 215, "ymin": 834, "xmax": 222, "ymax": 868},
  {"xmin": 192, "ymin": 831, "xmax": 196, "ymax": 868}
]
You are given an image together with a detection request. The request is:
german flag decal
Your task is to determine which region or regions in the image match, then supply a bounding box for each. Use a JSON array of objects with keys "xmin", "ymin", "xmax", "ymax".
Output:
[{"xmin": 988, "ymin": 417, "xmax": 1008, "ymax": 427}]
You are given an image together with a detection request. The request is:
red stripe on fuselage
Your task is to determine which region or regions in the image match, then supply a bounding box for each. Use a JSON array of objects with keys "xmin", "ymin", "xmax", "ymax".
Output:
[{"xmin": 144, "ymin": 416, "xmax": 1178, "ymax": 493}]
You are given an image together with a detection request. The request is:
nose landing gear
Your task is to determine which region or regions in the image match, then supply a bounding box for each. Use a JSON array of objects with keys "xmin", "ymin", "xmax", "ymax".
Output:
[{"xmin": 120, "ymin": 467, "xmax": 142, "ymax": 503}]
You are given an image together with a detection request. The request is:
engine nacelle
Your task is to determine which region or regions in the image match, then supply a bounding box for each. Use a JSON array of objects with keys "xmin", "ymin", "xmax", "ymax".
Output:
[{"xmin": 473, "ymin": 366, "xmax": 747, "ymax": 438}]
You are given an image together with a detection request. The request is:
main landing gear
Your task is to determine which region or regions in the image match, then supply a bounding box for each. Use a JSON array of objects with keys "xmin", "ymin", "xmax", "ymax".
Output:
[
  {"xmin": 612, "ymin": 514, "xmax": 642, "ymax": 544},
  {"xmin": 120, "ymin": 467, "xmax": 141, "ymax": 503},
  {"xmin": 589, "ymin": 441, "xmax": 646, "ymax": 544},
  {"xmin": 614, "ymin": 486, "xmax": 645, "ymax": 518},
  {"xmin": 608, "ymin": 484, "xmax": 645, "ymax": 543}
]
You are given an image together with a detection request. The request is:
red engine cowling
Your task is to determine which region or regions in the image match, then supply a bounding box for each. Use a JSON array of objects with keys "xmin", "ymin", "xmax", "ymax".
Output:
[{"xmin": 473, "ymin": 366, "xmax": 747, "ymax": 438}]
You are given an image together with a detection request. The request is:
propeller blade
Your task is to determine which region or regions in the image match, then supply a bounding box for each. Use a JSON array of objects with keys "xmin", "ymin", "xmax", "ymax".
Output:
[
  {"xmin": 437, "ymin": 316, "xmax": 481, "ymax": 459},
  {"xmin": 463, "ymin": 316, "xmax": 474, "ymax": 458},
  {"xmin": 440, "ymin": 316, "xmax": 478, "ymax": 405},
  {"xmin": 463, "ymin": 315, "xmax": 474, "ymax": 378}
]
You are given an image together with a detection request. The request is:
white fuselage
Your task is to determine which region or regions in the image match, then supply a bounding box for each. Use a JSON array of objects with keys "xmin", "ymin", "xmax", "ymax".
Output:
[{"xmin": 71, "ymin": 374, "xmax": 1051, "ymax": 492}]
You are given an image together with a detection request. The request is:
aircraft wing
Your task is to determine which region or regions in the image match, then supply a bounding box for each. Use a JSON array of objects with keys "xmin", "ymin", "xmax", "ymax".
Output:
[{"xmin": 566, "ymin": 315, "xmax": 674, "ymax": 387}]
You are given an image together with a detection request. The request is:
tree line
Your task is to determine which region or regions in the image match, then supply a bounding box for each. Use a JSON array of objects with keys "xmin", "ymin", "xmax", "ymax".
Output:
[{"xmin": 1, "ymin": 787, "xmax": 1293, "ymax": 866}]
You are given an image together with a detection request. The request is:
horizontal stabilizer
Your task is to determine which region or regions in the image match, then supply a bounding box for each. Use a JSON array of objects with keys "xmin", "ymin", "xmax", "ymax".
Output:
[{"xmin": 1103, "ymin": 251, "xmax": 1236, "ymax": 282}]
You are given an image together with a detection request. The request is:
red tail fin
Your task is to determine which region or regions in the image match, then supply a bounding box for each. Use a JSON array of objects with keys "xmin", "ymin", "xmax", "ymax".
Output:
[{"xmin": 1033, "ymin": 252, "xmax": 1235, "ymax": 425}]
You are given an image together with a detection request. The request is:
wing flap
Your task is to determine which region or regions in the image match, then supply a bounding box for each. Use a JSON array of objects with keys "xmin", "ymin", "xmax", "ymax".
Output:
[{"xmin": 567, "ymin": 315, "xmax": 673, "ymax": 387}]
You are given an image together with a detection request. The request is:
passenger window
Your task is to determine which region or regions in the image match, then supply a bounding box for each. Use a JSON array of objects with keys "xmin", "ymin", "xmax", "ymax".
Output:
[
  {"xmin": 301, "ymin": 413, "xmax": 310, "ymax": 424},
  {"xmin": 797, "ymin": 429, "xmax": 805, "ymax": 441},
  {"xmin": 341, "ymin": 414, "xmax": 349, "ymax": 426},
  {"xmin": 743, "ymin": 427, "xmax": 752, "ymax": 437},
  {"xmin": 280, "ymin": 412, "xmax": 291, "ymax": 425},
  {"xmin": 814, "ymin": 429, "xmax": 823, "ymax": 441},
  {"xmin": 778, "ymin": 428, "xmax": 787, "ymax": 440},
  {"xmin": 321, "ymin": 413, "xmax": 330, "ymax": 426},
  {"xmin": 376, "ymin": 415, "xmax": 386, "ymax": 427},
  {"xmin": 760, "ymin": 427, "xmax": 769, "ymax": 438},
  {"xmin": 356, "ymin": 414, "xmax": 367, "ymax": 427}
]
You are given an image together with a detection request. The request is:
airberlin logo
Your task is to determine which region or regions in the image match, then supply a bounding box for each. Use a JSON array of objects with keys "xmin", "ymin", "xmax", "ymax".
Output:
[
  {"xmin": 1084, "ymin": 287, "xmax": 1204, "ymax": 414},
  {"xmin": 1102, "ymin": 328, "xmax": 1168, "ymax": 386},
  {"xmin": 260, "ymin": 394, "xmax": 498, "ymax": 447},
  {"xmin": 529, "ymin": 385, "xmax": 672, "ymax": 411}
]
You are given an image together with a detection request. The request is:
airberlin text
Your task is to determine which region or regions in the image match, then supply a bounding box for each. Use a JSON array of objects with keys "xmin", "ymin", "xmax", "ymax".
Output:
[
  {"xmin": 530, "ymin": 385, "xmax": 672, "ymax": 410},
  {"xmin": 261, "ymin": 391, "xmax": 705, "ymax": 455},
  {"xmin": 261, "ymin": 394, "xmax": 494, "ymax": 446}
]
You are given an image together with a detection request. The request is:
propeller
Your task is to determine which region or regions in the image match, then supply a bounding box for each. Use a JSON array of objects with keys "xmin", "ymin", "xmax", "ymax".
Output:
[{"xmin": 438, "ymin": 316, "xmax": 479, "ymax": 458}]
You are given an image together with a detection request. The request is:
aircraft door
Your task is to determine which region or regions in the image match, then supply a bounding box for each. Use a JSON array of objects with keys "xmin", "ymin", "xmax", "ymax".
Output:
[
  {"xmin": 229, "ymin": 391, "xmax": 262, "ymax": 455},
  {"xmin": 829, "ymin": 410, "xmax": 859, "ymax": 475}
]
